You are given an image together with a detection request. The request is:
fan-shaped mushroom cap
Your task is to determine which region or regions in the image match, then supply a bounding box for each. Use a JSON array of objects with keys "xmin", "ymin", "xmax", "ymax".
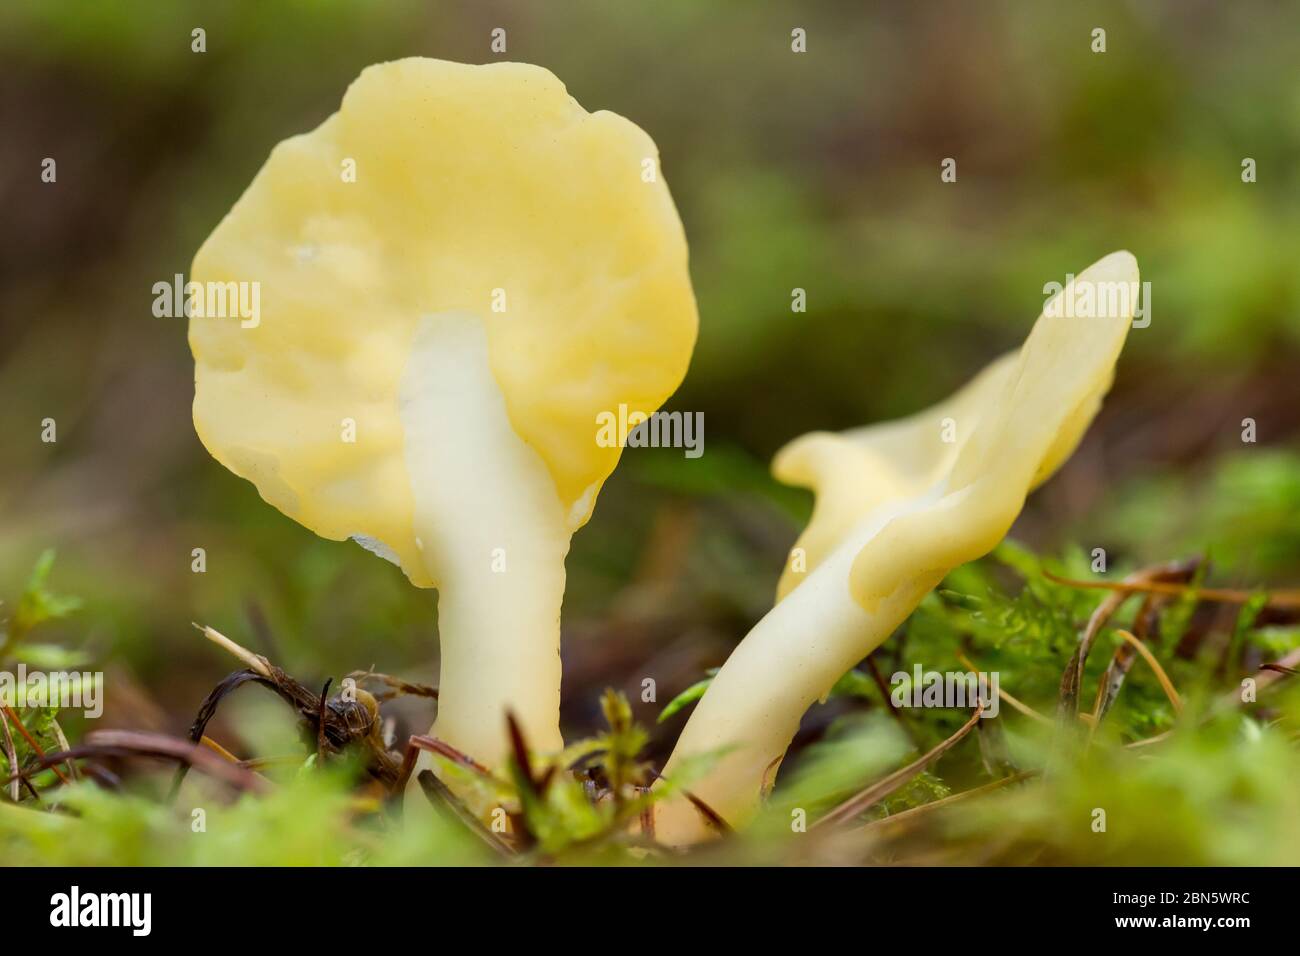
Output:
[
  {"xmin": 772, "ymin": 351, "xmax": 1017, "ymax": 601},
  {"xmin": 189, "ymin": 58, "xmax": 697, "ymax": 587}
]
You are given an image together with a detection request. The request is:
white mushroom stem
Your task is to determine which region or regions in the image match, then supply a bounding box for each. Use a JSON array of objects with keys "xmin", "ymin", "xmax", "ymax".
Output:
[
  {"xmin": 399, "ymin": 312, "xmax": 571, "ymax": 766},
  {"xmin": 651, "ymin": 489, "xmax": 946, "ymax": 846}
]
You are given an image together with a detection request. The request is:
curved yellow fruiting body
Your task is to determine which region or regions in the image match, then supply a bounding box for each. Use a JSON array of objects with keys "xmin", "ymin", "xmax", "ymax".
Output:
[
  {"xmin": 189, "ymin": 58, "xmax": 697, "ymax": 765},
  {"xmin": 771, "ymin": 350, "xmax": 1019, "ymax": 601},
  {"xmin": 655, "ymin": 251, "xmax": 1138, "ymax": 845}
]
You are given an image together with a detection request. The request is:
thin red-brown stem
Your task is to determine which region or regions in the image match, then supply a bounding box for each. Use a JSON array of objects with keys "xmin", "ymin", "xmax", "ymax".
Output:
[
  {"xmin": 1043, "ymin": 569, "xmax": 1300, "ymax": 609},
  {"xmin": 6, "ymin": 730, "xmax": 271, "ymax": 796},
  {"xmin": 395, "ymin": 734, "xmax": 495, "ymax": 796},
  {"xmin": 0, "ymin": 708, "xmax": 40, "ymax": 801},
  {"xmin": 317, "ymin": 678, "xmax": 332, "ymax": 763},
  {"xmin": 1, "ymin": 706, "xmax": 71, "ymax": 786}
]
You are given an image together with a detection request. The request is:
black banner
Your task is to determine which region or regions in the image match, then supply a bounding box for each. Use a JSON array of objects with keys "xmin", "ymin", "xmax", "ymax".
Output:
[{"xmin": 0, "ymin": 866, "xmax": 1276, "ymax": 941}]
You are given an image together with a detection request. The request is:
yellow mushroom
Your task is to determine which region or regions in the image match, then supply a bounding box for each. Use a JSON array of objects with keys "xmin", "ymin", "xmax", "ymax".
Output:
[
  {"xmin": 654, "ymin": 251, "xmax": 1138, "ymax": 845},
  {"xmin": 189, "ymin": 58, "xmax": 697, "ymax": 767}
]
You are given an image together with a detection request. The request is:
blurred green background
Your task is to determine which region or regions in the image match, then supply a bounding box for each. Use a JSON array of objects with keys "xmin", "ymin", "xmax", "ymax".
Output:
[{"xmin": 2, "ymin": 0, "xmax": 1299, "ymax": 762}]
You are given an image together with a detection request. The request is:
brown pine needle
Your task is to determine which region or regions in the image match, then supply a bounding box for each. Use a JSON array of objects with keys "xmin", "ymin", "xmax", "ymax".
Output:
[
  {"xmin": 815, "ymin": 705, "xmax": 985, "ymax": 830},
  {"xmin": 199, "ymin": 735, "xmax": 242, "ymax": 764},
  {"xmin": 398, "ymin": 734, "xmax": 494, "ymax": 793},
  {"xmin": 1042, "ymin": 569, "xmax": 1300, "ymax": 609},
  {"xmin": 1126, "ymin": 729, "xmax": 1174, "ymax": 749},
  {"xmin": 1056, "ymin": 560, "xmax": 1200, "ymax": 721},
  {"xmin": 855, "ymin": 770, "xmax": 1039, "ymax": 835},
  {"xmin": 238, "ymin": 754, "xmax": 306, "ymax": 771},
  {"xmin": 1114, "ymin": 629, "xmax": 1183, "ymax": 716}
]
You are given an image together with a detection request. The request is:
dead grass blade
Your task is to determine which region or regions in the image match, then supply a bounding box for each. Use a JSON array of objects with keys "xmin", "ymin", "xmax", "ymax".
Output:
[
  {"xmin": 815, "ymin": 705, "xmax": 984, "ymax": 830},
  {"xmin": 854, "ymin": 769, "xmax": 1038, "ymax": 837},
  {"xmin": 644, "ymin": 767, "xmax": 733, "ymax": 836},
  {"xmin": 1056, "ymin": 560, "xmax": 1197, "ymax": 720},
  {"xmin": 345, "ymin": 671, "xmax": 439, "ymax": 701},
  {"xmin": 1114, "ymin": 629, "xmax": 1183, "ymax": 716},
  {"xmin": 416, "ymin": 769, "xmax": 515, "ymax": 857}
]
